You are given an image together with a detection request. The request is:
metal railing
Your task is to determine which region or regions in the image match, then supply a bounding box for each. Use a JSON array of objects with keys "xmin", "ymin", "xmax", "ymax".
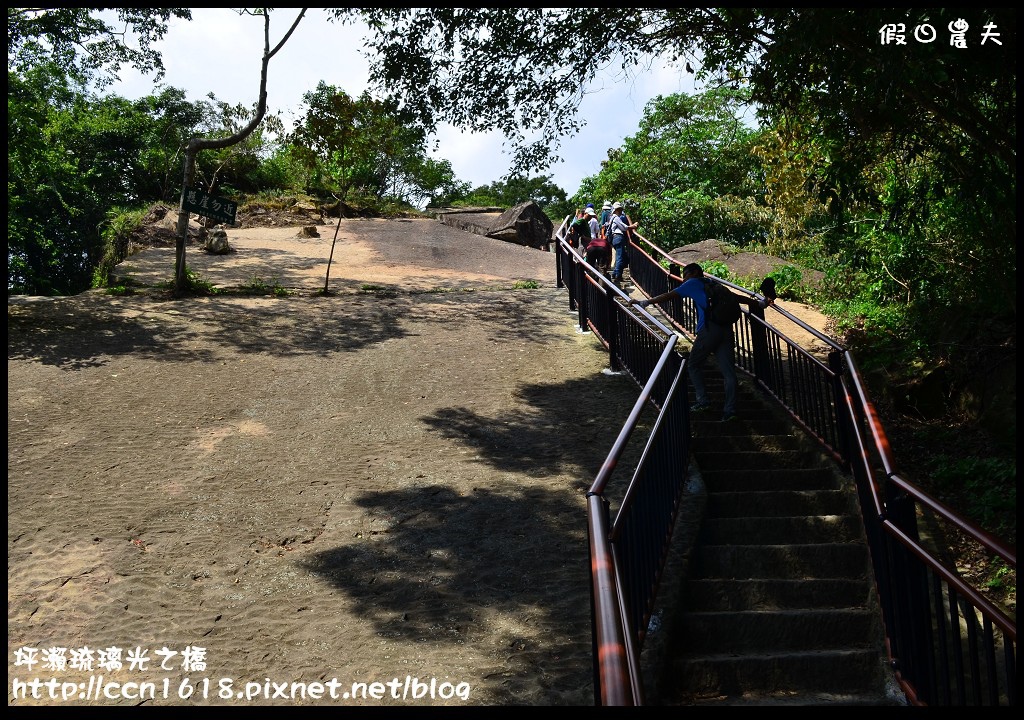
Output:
[{"xmin": 555, "ymin": 220, "xmax": 1016, "ymax": 706}]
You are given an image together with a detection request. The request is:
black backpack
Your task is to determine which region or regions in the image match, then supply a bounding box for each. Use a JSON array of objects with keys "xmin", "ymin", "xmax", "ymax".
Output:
[{"xmin": 703, "ymin": 278, "xmax": 742, "ymax": 326}]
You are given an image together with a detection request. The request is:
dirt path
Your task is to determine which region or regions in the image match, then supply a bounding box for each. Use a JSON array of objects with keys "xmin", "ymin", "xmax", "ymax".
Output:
[{"xmin": 8, "ymin": 220, "xmax": 836, "ymax": 707}]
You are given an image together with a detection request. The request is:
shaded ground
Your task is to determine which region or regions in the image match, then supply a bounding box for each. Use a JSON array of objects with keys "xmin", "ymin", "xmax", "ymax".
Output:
[{"xmin": 8, "ymin": 219, "xmax": 648, "ymax": 707}]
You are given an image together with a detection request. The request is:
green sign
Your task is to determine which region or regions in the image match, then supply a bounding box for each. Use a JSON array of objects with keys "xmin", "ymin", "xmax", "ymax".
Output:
[{"xmin": 182, "ymin": 187, "xmax": 237, "ymax": 225}]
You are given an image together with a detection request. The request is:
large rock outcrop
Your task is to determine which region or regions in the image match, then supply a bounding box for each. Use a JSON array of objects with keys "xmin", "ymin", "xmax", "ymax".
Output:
[
  {"xmin": 434, "ymin": 202, "xmax": 553, "ymax": 250},
  {"xmin": 486, "ymin": 201, "xmax": 554, "ymax": 250}
]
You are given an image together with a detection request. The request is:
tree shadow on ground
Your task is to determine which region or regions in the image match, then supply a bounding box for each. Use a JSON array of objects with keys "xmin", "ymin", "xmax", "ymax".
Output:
[
  {"xmin": 300, "ymin": 373, "xmax": 655, "ymax": 704},
  {"xmin": 6, "ymin": 288, "xmax": 570, "ymax": 372}
]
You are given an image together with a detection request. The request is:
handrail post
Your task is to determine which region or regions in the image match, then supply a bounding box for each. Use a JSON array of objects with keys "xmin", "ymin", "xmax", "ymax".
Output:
[
  {"xmin": 607, "ymin": 289, "xmax": 621, "ymax": 371},
  {"xmin": 829, "ymin": 351, "xmax": 852, "ymax": 468},
  {"xmin": 749, "ymin": 302, "xmax": 770, "ymax": 387},
  {"xmin": 578, "ymin": 267, "xmax": 589, "ymax": 331},
  {"xmin": 885, "ymin": 485, "xmax": 935, "ymax": 705},
  {"xmin": 567, "ymin": 253, "xmax": 579, "ymax": 312},
  {"xmin": 556, "ymin": 239, "xmax": 564, "ymax": 289}
]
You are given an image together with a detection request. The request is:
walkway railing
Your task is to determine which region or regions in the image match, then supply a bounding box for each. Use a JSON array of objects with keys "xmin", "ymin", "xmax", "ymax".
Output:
[{"xmin": 555, "ymin": 220, "xmax": 1016, "ymax": 706}]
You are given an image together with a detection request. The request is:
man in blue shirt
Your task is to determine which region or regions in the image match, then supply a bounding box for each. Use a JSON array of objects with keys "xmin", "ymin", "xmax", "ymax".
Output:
[{"xmin": 629, "ymin": 263, "xmax": 772, "ymax": 422}]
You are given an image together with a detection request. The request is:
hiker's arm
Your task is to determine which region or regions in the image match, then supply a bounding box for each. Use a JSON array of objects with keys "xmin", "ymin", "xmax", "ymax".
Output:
[
  {"xmin": 741, "ymin": 294, "xmax": 774, "ymax": 309},
  {"xmin": 629, "ymin": 290, "xmax": 677, "ymax": 308}
]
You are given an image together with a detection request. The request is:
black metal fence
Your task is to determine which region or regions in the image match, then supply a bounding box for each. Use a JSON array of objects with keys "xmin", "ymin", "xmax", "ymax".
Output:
[{"xmin": 556, "ymin": 221, "xmax": 1016, "ymax": 706}]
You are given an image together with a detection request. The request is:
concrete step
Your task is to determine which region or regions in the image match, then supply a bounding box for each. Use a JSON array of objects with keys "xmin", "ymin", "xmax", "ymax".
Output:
[
  {"xmin": 700, "ymin": 515, "xmax": 865, "ymax": 544},
  {"xmin": 651, "ymin": 373, "xmax": 898, "ymax": 706},
  {"xmin": 690, "ymin": 448, "xmax": 825, "ymax": 471},
  {"xmin": 694, "ymin": 543, "xmax": 870, "ymax": 579},
  {"xmin": 698, "ymin": 467, "xmax": 840, "ymax": 491},
  {"xmin": 706, "ymin": 489, "xmax": 854, "ymax": 517},
  {"xmin": 676, "ymin": 608, "xmax": 881, "ymax": 652},
  {"xmin": 683, "ymin": 578, "xmax": 876, "ymax": 611},
  {"xmin": 693, "ymin": 433, "xmax": 807, "ymax": 453},
  {"xmin": 666, "ymin": 648, "xmax": 892, "ymax": 701},
  {"xmin": 691, "ymin": 415, "xmax": 792, "ymax": 436}
]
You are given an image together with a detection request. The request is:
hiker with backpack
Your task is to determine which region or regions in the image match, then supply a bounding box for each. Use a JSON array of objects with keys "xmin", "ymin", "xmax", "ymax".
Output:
[
  {"xmin": 628, "ymin": 262, "xmax": 774, "ymax": 422},
  {"xmin": 608, "ymin": 202, "xmax": 638, "ymax": 285},
  {"xmin": 599, "ymin": 200, "xmax": 613, "ymax": 234},
  {"xmin": 565, "ymin": 208, "xmax": 591, "ymax": 250},
  {"xmin": 584, "ymin": 217, "xmax": 611, "ymax": 274}
]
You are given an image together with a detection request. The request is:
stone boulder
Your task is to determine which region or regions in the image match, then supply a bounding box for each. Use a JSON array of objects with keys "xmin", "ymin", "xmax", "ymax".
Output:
[
  {"xmin": 486, "ymin": 201, "xmax": 554, "ymax": 250},
  {"xmin": 204, "ymin": 228, "xmax": 233, "ymax": 255}
]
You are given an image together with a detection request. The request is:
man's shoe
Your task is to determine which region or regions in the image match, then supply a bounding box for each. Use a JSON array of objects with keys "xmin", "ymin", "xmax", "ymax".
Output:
[
  {"xmin": 721, "ymin": 413, "xmax": 739, "ymax": 423},
  {"xmin": 690, "ymin": 402, "xmax": 711, "ymax": 413}
]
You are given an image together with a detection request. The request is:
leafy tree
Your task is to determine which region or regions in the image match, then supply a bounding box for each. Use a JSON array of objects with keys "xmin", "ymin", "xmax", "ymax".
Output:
[
  {"xmin": 346, "ymin": 7, "xmax": 1013, "ymax": 274},
  {"xmin": 7, "ymin": 7, "xmax": 309, "ymax": 292},
  {"xmin": 374, "ymin": 8, "xmax": 1010, "ymax": 362},
  {"xmin": 190, "ymin": 97, "xmax": 288, "ymax": 198},
  {"xmin": 454, "ymin": 175, "xmax": 567, "ymax": 212},
  {"xmin": 288, "ymin": 82, "xmax": 453, "ymax": 208},
  {"xmin": 421, "ymin": 160, "xmax": 472, "ymax": 209},
  {"xmin": 580, "ymin": 87, "xmax": 768, "ymax": 249},
  {"xmin": 8, "ymin": 63, "xmax": 97, "ymax": 295},
  {"xmin": 130, "ymin": 87, "xmax": 214, "ymax": 202},
  {"xmin": 7, "ymin": 8, "xmax": 192, "ymax": 88},
  {"xmin": 8, "ymin": 64, "xmax": 205, "ymax": 294}
]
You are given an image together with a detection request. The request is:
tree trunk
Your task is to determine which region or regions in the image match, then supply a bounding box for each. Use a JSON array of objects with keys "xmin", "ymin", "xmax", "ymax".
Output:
[
  {"xmin": 172, "ymin": 8, "xmax": 308, "ymax": 295},
  {"xmin": 174, "ymin": 144, "xmax": 200, "ymax": 294}
]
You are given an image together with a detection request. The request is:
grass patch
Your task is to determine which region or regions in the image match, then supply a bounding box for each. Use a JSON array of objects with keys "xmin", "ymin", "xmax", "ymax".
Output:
[
  {"xmin": 155, "ymin": 269, "xmax": 224, "ymax": 296},
  {"xmin": 104, "ymin": 276, "xmax": 144, "ymax": 296},
  {"xmin": 241, "ymin": 276, "xmax": 290, "ymax": 297}
]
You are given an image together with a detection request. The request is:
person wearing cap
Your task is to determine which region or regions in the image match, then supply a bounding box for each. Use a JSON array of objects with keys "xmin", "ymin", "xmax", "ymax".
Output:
[
  {"xmin": 567, "ymin": 208, "xmax": 591, "ymax": 250},
  {"xmin": 585, "ymin": 206, "xmax": 600, "ymax": 246},
  {"xmin": 599, "ymin": 201, "xmax": 613, "ymax": 237},
  {"xmin": 628, "ymin": 262, "xmax": 773, "ymax": 422},
  {"xmin": 608, "ymin": 202, "xmax": 638, "ymax": 284},
  {"xmin": 584, "ymin": 205, "xmax": 609, "ymax": 272}
]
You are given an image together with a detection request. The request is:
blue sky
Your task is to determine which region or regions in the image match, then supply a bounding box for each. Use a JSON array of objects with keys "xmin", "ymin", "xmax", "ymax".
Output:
[{"xmin": 103, "ymin": 8, "xmax": 702, "ymax": 196}]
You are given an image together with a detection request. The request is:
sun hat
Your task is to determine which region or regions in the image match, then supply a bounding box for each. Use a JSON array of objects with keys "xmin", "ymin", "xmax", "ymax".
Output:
[
  {"xmin": 602, "ymin": 201, "xmax": 611, "ymax": 210},
  {"xmin": 612, "ymin": 201, "xmax": 622, "ymax": 210},
  {"xmin": 585, "ymin": 207, "xmax": 596, "ymax": 217},
  {"xmin": 585, "ymin": 202, "xmax": 594, "ymax": 209}
]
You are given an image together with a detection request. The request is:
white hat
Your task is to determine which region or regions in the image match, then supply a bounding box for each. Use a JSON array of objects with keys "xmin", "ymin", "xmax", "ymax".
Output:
[
  {"xmin": 585, "ymin": 208, "xmax": 596, "ymax": 217},
  {"xmin": 602, "ymin": 201, "xmax": 612, "ymax": 210},
  {"xmin": 612, "ymin": 201, "xmax": 622, "ymax": 210}
]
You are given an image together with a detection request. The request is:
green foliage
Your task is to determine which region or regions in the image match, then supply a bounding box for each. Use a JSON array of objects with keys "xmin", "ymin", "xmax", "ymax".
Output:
[
  {"xmin": 699, "ymin": 260, "xmax": 731, "ymax": 282},
  {"xmin": 512, "ymin": 280, "xmax": 540, "ymax": 290},
  {"xmin": 764, "ymin": 265, "xmax": 803, "ymax": 299},
  {"xmin": 288, "ymin": 83, "xmax": 447, "ymax": 208},
  {"xmin": 577, "ymin": 88, "xmax": 771, "ymax": 252},
  {"xmin": 8, "ymin": 64, "xmax": 111, "ymax": 294},
  {"xmin": 8, "ymin": 8, "xmax": 193, "ymax": 88},
  {"xmin": 92, "ymin": 207, "xmax": 148, "ymax": 289},
  {"xmin": 442, "ymin": 175, "xmax": 566, "ymax": 214},
  {"xmin": 929, "ymin": 455, "xmax": 1016, "ymax": 545},
  {"xmin": 156, "ymin": 268, "xmax": 221, "ymax": 296},
  {"xmin": 984, "ymin": 560, "xmax": 1013, "ymax": 595},
  {"xmin": 240, "ymin": 276, "xmax": 290, "ymax": 297},
  {"xmin": 104, "ymin": 282, "xmax": 136, "ymax": 297}
]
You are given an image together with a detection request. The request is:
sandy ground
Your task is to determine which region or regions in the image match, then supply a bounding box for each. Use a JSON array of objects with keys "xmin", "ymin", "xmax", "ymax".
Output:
[{"xmin": 8, "ymin": 219, "xmax": 832, "ymax": 707}]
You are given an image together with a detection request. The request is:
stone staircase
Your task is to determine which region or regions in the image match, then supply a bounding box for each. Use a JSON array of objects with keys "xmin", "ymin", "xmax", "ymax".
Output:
[{"xmin": 653, "ymin": 370, "xmax": 905, "ymax": 706}]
